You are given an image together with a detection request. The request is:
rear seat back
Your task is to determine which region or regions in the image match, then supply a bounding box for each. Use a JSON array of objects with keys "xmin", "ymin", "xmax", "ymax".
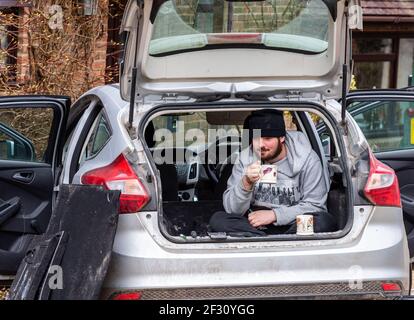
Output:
[{"xmin": 145, "ymin": 121, "xmax": 179, "ymax": 201}]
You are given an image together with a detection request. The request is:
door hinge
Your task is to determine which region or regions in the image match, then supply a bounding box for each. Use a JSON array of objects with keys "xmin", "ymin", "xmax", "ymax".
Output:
[
  {"xmin": 286, "ymin": 91, "xmax": 302, "ymax": 101},
  {"xmin": 269, "ymin": 91, "xmax": 302, "ymax": 101},
  {"xmin": 160, "ymin": 93, "xmax": 192, "ymax": 103},
  {"xmin": 270, "ymin": 91, "xmax": 323, "ymax": 103}
]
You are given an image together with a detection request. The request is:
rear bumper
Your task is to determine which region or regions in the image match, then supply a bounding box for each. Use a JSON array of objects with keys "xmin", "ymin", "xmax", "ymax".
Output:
[
  {"xmin": 103, "ymin": 206, "xmax": 411, "ymax": 298},
  {"xmin": 103, "ymin": 281, "xmax": 405, "ymax": 300}
]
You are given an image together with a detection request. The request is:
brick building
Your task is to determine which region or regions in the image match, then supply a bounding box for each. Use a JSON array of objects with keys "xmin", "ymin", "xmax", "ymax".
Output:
[
  {"xmin": 1, "ymin": 0, "xmax": 413, "ymax": 92},
  {"xmin": 0, "ymin": 0, "xmax": 126, "ymax": 90}
]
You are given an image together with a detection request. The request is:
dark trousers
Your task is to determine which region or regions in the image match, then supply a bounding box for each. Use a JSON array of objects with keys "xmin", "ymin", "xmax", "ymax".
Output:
[{"xmin": 209, "ymin": 210, "xmax": 337, "ymax": 237}]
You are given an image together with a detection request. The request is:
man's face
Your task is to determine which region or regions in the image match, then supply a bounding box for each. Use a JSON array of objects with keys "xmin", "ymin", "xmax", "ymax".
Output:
[{"xmin": 252, "ymin": 136, "xmax": 284, "ymax": 161}]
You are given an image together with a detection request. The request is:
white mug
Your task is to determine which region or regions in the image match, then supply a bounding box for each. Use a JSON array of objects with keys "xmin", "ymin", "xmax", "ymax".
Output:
[
  {"xmin": 260, "ymin": 164, "xmax": 277, "ymax": 184},
  {"xmin": 296, "ymin": 215, "xmax": 314, "ymax": 235}
]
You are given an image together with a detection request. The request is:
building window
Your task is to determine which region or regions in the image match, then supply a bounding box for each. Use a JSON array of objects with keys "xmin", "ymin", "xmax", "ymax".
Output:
[
  {"xmin": 0, "ymin": 8, "xmax": 18, "ymax": 83},
  {"xmin": 398, "ymin": 38, "xmax": 414, "ymax": 88},
  {"xmin": 105, "ymin": 0, "xmax": 127, "ymax": 84},
  {"xmin": 353, "ymin": 34, "xmax": 414, "ymax": 89},
  {"xmin": 352, "ymin": 36, "xmax": 397, "ymax": 89}
]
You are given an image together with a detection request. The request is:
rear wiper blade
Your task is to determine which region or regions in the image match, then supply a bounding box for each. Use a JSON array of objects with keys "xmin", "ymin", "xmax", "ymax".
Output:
[
  {"xmin": 235, "ymin": 93, "xmax": 270, "ymax": 101},
  {"xmin": 196, "ymin": 94, "xmax": 231, "ymax": 103}
]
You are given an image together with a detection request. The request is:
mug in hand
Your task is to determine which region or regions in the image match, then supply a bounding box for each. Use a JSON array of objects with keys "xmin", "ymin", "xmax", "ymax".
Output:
[{"xmin": 260, "ymin": 164, "xmax": 277, "ymax": 184}]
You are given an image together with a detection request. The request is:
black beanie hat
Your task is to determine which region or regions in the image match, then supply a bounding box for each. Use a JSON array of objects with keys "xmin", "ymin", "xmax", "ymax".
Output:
[{"xmin": 246, "ymin": 109, "xmax": 286, "ymax": 138}]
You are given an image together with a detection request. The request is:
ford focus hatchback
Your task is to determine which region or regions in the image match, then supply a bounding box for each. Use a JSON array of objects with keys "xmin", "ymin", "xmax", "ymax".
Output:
[{"xmin": 0, "ymin": 0, "xmax": 411, "ymax": 299}]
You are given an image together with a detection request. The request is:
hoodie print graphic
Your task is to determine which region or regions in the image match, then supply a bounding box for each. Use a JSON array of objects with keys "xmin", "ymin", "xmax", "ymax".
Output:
[{"xmin": 254, "ymin": 180, "xmax": 300, "ymax": 207}]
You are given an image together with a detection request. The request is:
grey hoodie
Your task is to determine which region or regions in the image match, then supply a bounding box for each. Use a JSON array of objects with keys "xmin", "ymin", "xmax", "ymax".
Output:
[{"xmin": 223, "ymin": 131, "xmax": 328, "ymax": 226}]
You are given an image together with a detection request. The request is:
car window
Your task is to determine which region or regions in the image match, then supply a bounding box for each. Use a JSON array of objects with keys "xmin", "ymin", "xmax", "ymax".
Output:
[
  {"xmin": 150, "ymin": 0, "xmax": 329, "ymax": 56},
  {"xmin": 350, "ymin": 100, "xmax": 414, "ymax": 153},
  {"xmin": 313, "ymin": 113, "xmax": 337, "ymax": 160},
  {"xmin": 78, "ymin": 110, "xmax": 111, "ymax": 166},
  {"xmin": 150, "ymin": 111, "xmax": 297, "ymax": 149},
  {"xmin": 0, "ymin": 107, "xmax": 54, "ymax": 162},
  {"xmin": 151, "ymin": 112, "xmax": 243, "ymax": 149}
]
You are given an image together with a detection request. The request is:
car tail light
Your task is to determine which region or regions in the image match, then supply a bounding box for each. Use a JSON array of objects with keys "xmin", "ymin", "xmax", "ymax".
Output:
[
  {"xmin": 111, "ymin": 291, "xmax": 142, "ymax": 300},
  {"xmin": 381, "ymin": 282, "xmax": 401, "ymax": 293},
  {"xmin": 364, "ymin": 151, "xmax": 401, "ymax": 207},
  {"xmin": 81, "ymin": 154, "xmax": 149, "ymax": 214}
]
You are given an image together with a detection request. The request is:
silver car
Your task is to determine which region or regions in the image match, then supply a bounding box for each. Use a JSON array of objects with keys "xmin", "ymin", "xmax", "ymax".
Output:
[{"xmin": 0, "ymin": 0, "xmax": 411, "ymax": 299}]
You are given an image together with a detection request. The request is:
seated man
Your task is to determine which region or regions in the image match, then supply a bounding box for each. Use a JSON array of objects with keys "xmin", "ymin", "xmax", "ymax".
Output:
[{"xmin": 209, "ymin": 109, "xmax": 336, "ymax": 236}]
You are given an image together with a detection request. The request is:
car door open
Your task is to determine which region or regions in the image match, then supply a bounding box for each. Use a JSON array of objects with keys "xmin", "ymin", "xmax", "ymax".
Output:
[
  {"xmin": 0, "ymin": 96, "xmax": 70, "ymax": 276},
  {"xmin": 347, "ymin": 90, "xmax": 414, "ymax": 258}
]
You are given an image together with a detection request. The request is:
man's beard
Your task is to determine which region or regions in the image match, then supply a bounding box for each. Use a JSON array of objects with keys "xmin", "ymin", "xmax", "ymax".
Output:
[{"xmin": 258, "ymin": 139, "xmax": 283, "ymax": 162}]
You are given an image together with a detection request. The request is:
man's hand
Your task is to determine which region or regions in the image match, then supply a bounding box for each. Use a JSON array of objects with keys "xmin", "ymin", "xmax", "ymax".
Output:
[
  {"xmin": 248, "ymin": 210, "xmax": 276, "ymax": 228},
  {"xmin": 242, "ymin": 160, "xmax": 262, "ymax": 191}
]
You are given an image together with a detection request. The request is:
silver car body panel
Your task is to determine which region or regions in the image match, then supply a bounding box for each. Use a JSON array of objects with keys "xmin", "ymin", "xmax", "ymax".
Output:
[
  {"xmin": 103, "ymin": 206, "xmax": 409, "ymax": 295},
  {"xmin": 62, "ymin": 85, "xmax": 132, "ymax": 185},
  {"xmin": 60, "ymin": 85, "xmax": 409, "ymax": 297},
  {"xmin": 119, "ymin": 0, "xmax": 361, "ymax": 101}
]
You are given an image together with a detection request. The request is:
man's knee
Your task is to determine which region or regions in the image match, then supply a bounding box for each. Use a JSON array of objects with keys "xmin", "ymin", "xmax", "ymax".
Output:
[
  {"xmin": 209, "ymin": 211, "xmax": 230, "ymax": 231},
  {"xmin": 313, "ymin": 211, "xmax": 337, "ymax": 233}
]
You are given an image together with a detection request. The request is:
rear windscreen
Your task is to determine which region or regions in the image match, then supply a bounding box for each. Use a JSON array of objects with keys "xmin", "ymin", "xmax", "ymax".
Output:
[{"xmin": 150, "ymin": 0, "xmax": 330, "ymax": 56}]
